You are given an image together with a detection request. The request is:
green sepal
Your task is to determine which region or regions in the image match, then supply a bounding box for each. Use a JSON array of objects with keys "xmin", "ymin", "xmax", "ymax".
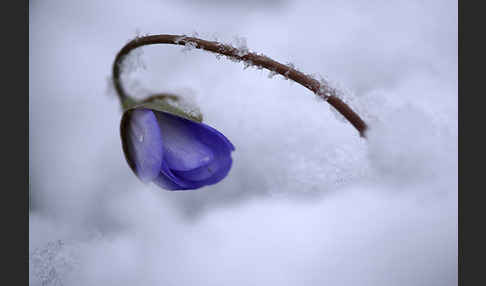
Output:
[
  {"xmin": 121, "ymin": 96, "xmax": 138, "ymax": 110},
  {"xmin": 121, "ymin": 94, "xmax": 203, "ymax": 123}
]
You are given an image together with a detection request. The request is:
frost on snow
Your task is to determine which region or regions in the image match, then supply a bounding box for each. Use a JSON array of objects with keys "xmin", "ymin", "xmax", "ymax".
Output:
[{"xmin": 30, "ymin": 240, "xmax": 79, "ymax": 286}]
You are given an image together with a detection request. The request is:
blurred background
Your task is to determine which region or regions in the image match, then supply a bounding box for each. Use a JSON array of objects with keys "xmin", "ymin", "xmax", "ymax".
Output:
[{"xmin": 29, "ymin": 0, "xmax": 457, "ymax": 285}]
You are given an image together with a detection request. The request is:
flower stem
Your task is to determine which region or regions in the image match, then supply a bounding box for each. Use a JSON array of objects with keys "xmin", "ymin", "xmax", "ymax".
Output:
[{"xmin": 112, "ymin": 34, "xmax": 368, "ymax": 137}]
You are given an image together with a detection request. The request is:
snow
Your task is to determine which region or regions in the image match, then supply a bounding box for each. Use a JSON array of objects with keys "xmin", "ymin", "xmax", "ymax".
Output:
[
  {"xmin": 30, "ymin": 240, "xmax": 79, "ymax": 286},
  {"xmin": 104, "ymin": 76, "xmax": 117, "ymax": 98},
  {"xmin": 29, "ymin": 0, "xmax": 457, "ymax": 285},
  {"xmin": 119, "ymin": 47, "xmax": 146, "ymax": 74},
  {"xmin": 165, "ymin": 93, "xmax": 203, "ymax": 120}
]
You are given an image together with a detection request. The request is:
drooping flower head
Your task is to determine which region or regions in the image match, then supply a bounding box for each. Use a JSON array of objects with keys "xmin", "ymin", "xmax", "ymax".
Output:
[{"xmin": 120, "ymin": 96, "xmax": 235, "ymax": 190}]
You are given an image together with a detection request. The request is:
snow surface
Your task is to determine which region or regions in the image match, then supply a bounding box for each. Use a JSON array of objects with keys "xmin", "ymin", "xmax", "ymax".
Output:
[{"xmin": 29, "ymin": 0, "xmax": 457, "ymax": 285}]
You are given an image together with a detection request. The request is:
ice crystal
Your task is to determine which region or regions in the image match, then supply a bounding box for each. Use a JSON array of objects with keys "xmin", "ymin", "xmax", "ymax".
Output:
[
  {"xmin": 181, "ymin": 41, "xmax": 197, "ymax": 53},
  {"xmin": 133, "ymin": 28, "xmax": 149, "ymax": 42},
  {"xmin": 243, "ymin": 60, "xmax": 252, "ymax": 69},
  {"xmin": 227, "ymin": 55, "xmax": 241, "ymax": 63},
  {"xmin": 283, "ymin": 62, "xmax": 295, "ymax": 79},
  {"xmin": 232, "ymin": 36, "xmax": 249, "ymax": 57},
  {"xmin": 267, "ymin": 70, "xmax": 278, "ymax": 78},
  {"xmin": 174, "ymin": 35, "xmax": 186, "ymax": 44}
]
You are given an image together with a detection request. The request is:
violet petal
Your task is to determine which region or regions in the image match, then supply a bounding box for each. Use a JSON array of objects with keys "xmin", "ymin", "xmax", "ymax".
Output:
[{"xmin": 126, "ymin": 109, "xmax": 164, "ymax": 182}]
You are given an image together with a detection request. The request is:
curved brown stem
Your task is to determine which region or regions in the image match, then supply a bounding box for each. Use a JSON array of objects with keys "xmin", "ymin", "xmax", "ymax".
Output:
[{"xmin": 112, "ymin": 34, "xmax": 368, "ymax": 137}]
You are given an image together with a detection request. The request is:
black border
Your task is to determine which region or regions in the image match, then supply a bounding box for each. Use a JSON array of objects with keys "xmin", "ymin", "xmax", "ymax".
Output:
[
  {"xmin": 459, "ymin": 0, "xmax": 480, "ymax": 284},
  {"xmin": 458, "ymin": 0, "xmax": 462, "ymax": 282},
  {"xmin": 5, "ymin": 0, "xmax": 28, "ymax": 284}
]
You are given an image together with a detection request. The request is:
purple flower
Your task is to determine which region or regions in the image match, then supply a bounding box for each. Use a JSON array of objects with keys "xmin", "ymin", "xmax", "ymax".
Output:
[{"xmin": 120, "ymin": 107, "xmax": 235, "ymax": 190}]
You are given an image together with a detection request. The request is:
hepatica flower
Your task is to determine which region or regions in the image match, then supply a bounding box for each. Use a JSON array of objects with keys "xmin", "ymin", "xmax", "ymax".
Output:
[
  {"xmin": 113, "ymin": 34, "xmax": 368, "ymax": 191},
  {"xmin": 120, "ymin": 96, "xmax": 235, "ymax": 190}
]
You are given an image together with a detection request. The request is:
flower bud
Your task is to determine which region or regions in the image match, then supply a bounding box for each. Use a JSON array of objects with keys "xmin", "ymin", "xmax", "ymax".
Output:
[{"xmin": 120, "ymin": 95, "xmax": 235, "ymax": 190}]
